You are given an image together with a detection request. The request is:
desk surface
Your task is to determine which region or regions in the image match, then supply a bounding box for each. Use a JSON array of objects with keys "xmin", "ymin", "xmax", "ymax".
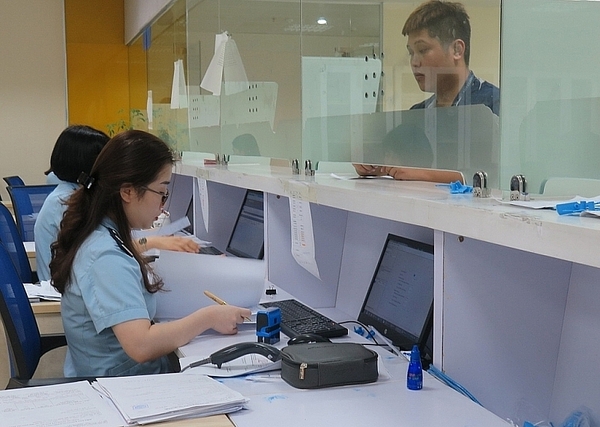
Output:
[
  {"xmin": 178, "ymin": 300, "xmax": 509, "ymax": 427},
  {"xmin": 31, "ymin": 300, "xmax": 60, "ymax": 315},
  {"xmin": 24, "ymin": 241, "xmax": 35, "ymax": 258},
  {"xmin": 159, "ymin": 415, "xmax": 232, "ymax": 427}
]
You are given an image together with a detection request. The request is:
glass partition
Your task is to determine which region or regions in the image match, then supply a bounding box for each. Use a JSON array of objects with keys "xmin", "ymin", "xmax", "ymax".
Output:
[
  {"xmin": 501, "ymin": 0, "xmax": 600, "ymax": 194},
  {"xmin": 185, "ymin": 0, "xmax": 302, "ymax": 159},
  {"xmin": 131, "ymin": 0, "xmax": 508, "ymax": 188}
]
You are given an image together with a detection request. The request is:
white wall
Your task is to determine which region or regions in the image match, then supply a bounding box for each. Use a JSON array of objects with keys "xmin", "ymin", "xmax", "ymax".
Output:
[{"xmin": 0, "ymin": 0, "xmax": 67, "ymax": 200}]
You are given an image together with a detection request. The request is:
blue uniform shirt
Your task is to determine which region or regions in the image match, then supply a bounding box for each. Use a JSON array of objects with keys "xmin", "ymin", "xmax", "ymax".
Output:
[
  {"xmin": 34, "ymin": 181, "xmax": 77, "ymax": 282},
  {"xmin": 411, "ymin": 71, "xmax": 500, "ymax": 116},
  {"xmin": 61, "ymin": 218, "xmax": 170, "ymax": 377}
]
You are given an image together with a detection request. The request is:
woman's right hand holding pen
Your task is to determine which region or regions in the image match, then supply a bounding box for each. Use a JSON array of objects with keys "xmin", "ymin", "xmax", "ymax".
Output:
[{"xmin": 203, "ymin": 304, "xmax": 252, "ymax": 335}]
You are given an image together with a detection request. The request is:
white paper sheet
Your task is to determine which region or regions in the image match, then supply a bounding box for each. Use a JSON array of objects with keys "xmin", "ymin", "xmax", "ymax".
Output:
[
  {"xmin": 170, "ymin": 59, "xmax": 188, "ymax": 109},
  {"xmin": 93, "ymin": 373, "xmax": 247, "ymax": 424},
  {"xmin": 24, "ymin": 280, "xmax": 61, "ymax": 301},
  {"xmin": 153, "ymin": 250, "xmax": 266, "ymax": 320},
  {"xmin": 197, "ymin": 177, "xmax": 210, "ymax": 233},
  {"xmin": 200, "ymin": 32, "xmax": 248, "ymax": 96},
  {"xmin": 146, "ymin": 90, "xmax": 153, "ymax": 129},
  {"xmin": 0, "ymin": 381, "xmax": 125, "ymax": 427},
  {"xmin": 288, "ymin": 189, "xmax": 320, "ymax": 279}
]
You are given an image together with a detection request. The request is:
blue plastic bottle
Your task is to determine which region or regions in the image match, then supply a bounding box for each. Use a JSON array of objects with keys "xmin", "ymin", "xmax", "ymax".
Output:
[{"xmin": 407, "ymin": 344, "xmax": 423, "ymax": 390}]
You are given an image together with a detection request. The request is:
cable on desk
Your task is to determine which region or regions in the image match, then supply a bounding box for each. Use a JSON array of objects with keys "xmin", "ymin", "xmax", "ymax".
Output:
[
  {"xmin": 339, "ymin": 320, "xmax": 383, "ymax": 346},
  {"xmin": 427, "ymin": 364, "xmax": 482, "ymax": 406}
]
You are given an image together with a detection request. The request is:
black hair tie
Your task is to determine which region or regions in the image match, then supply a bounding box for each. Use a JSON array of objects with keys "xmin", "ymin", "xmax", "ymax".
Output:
[{"xmin": 77, "ymin": 171, "xmax": 95, "ymax": 189}]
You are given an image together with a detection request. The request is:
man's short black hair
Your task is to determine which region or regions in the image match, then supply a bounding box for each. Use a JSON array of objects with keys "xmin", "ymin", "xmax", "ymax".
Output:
[{"xmin": 402, "ymin": 1, "xmax": 471, "ymax": 66}]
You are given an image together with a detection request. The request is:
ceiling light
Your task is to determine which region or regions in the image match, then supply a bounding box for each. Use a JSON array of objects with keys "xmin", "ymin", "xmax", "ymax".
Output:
[{"xmin": 317, "ymin": 17, "xmax": 327, "ymax": 25}]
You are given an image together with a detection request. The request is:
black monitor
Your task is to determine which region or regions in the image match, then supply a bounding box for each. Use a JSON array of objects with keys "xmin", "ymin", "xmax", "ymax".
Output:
[
  {"xmin": 182, "ymin": 198, "xmax": 194, "ymax": 235},
  {"xmin": 225, "ymin": 190, "xmax": 264, "ymax": 259},
  {"xmin": 358, "ymin": 233, "xmax": 434, "ymax": 355}
]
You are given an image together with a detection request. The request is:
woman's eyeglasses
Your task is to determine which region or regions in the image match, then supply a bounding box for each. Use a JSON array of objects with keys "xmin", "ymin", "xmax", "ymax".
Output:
[{"xmin": 142, "ymin": 186, "xmax": 169, "ymax": 205}]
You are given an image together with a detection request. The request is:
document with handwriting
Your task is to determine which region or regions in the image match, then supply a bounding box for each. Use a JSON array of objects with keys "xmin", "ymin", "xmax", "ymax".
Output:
[
  {"xmin": 93, "ymin": 373, "xmax": 247, "ymax": 424},
  {"xmin": 0, "ymin": 381, "xmax": 125, "ymax": 427}
]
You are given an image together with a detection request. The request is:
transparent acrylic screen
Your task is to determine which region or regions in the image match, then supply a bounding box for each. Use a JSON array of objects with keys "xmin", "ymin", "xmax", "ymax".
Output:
[{"xmin": 135, "ymin": 0, "xmax": 600, "ymax": 192}]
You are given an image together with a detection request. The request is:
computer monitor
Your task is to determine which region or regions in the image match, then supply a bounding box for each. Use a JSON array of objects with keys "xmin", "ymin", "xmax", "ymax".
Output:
[
  {"xmin": 225, "ymin": 190, "xmax": 264, "ymax": 259},
  {"xmin": 358, "ymin": 233, "xmax": 434, "ymax": 354},
  {"xmin": 182, "ymin": 199, "xmax": 194, "ymax": 235}
]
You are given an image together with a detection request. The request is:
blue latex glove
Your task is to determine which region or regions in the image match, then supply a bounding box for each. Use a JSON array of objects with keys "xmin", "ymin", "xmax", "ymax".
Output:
[{"xmin": 437, "ymin": 181, "xmax": 473, "ymax": 194}]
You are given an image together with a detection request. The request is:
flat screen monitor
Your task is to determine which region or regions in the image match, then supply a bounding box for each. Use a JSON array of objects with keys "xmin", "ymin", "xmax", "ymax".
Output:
[
  {"xmin": 226, "ymin": 190, "xmax": 264, "ymax": 259},
  {"xmin": 182, "ymin": 199, "xmax": 194, "ymax": 235},
  {"xmin": 358, "ymin": 233, "xmax": 434, "ymax": 354}
]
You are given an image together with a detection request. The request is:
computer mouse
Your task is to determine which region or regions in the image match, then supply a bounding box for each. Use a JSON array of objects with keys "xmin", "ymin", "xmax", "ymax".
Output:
[{"xmin": 287, "ymin": 333, "xmax": 331, "ymax": 345}]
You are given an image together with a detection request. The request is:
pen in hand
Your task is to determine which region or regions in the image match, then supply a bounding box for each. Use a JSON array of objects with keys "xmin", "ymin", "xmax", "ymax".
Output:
[{"xmin": 203, "ymin": 290, "xmax": 252, "ymax": 322}]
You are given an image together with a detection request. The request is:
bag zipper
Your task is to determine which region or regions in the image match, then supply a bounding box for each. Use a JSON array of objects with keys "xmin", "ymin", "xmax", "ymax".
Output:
[{"xmin": 299, "ymin": 362, "xmax": 307, "ymax": 380}]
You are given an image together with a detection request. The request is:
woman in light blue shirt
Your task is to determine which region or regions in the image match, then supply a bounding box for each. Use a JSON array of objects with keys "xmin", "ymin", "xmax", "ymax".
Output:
[
  {"xmin": 36, "ymin": 126, "xmax": 201, "ymax": 283},
  {"xmin": 50, "ymin": 130, "xmax": 251, "ymax": 377},
  {"xmin": 35, "ymin": 125, "xmax": 110, "ymax": 282}
]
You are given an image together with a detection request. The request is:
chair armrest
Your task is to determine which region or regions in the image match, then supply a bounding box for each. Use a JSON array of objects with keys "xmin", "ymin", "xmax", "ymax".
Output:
[{"xmin": 39, "ymin": 333, "xmax": 67, "ymax": 356}]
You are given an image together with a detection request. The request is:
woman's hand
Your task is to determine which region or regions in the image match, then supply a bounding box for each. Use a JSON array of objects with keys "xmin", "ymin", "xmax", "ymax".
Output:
[
  {"xmin": 143, "ymin": 235, "xmax": 200, "ymax": 253},
  {"xmin": 204, "ymin": 305, "xmax": 252, "ymax": 335}
]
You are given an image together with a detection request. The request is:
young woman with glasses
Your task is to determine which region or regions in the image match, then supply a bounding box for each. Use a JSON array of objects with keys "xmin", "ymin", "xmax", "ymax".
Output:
[{"xmin": 50, "ymin": 130, "xmax": 251, "ymax": 377}]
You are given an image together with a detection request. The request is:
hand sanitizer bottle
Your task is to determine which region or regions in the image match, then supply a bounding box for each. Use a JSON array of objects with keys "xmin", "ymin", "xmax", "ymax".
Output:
[{"xmin": 407, "ymin": 344, "xmax": 423, "ymax": 390}]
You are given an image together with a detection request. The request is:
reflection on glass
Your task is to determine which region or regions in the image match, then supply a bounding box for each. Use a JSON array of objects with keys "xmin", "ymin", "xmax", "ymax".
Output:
[
  {"xmin": 310, "ymin": 0, "xmax": 501, "ymax": 185},
  {"xmin": 132, "ymin": 0, "xmax": 502, "ymax": 186},
  {"xmin": 502, "ymin": 0, "xmax": 600, "ymax": 194}
]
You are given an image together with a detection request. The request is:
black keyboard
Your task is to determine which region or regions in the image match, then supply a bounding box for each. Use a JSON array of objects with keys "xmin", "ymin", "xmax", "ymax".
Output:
[
  {"xmin": 199, "ymin": 246, "xmax": 223, "ymax": 255},
  {"xmin": 260, "ymin": 299, "xmax": 348, "ymax": 338}
]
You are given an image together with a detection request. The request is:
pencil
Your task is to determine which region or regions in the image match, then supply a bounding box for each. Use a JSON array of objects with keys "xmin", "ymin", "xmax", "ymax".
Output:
[{"xmin": 203, "ymin": 290, "xmax": 252, "ymax": 322}]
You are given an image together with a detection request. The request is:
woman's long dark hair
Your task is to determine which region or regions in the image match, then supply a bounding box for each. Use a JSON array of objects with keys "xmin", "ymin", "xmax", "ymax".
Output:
[{"xmin": 50, "ymin": 130, "xmax": 174, "ymax": 294}]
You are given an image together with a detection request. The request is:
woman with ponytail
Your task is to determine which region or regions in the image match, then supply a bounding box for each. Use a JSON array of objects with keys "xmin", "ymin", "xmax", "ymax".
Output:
[{"xmin": 51, "ymin": 130, "xmax": 250, "ymax": 377}]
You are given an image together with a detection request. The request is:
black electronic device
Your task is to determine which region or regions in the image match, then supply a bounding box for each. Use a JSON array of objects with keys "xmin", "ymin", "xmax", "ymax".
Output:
[
  {"xmin": 260, "ymin": 299, "xmax": 348, "ymax": 339},
  {"xmin": 357, "ymin": 233, "xmax": 434, "ymax": 354},
  {"xmin": 182, "ymin": 199, "xmax": 194, "ymax": 235},
  {"xmin": 287, "ymin": 333, "xmax": 331, "ymax": 345},
  {"xmin": 198, "ymin": 190, "xmax": 264, "ymax": 259},
  {"xmin": 225, "ymin": 189, "xmax": 264, "ymax": 259},
  {"xmin": 181, "ymin": 342, "xmax": 280, "ymax": 371}
]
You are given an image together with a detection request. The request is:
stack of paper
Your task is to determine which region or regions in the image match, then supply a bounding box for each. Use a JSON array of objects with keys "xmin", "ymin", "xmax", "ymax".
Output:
[
  {"xmin": 0, "ymin": 381, "xmax": 125, "ymax": 427},
  {"xmin": 93, "ymin": 373, "xmax": 247, "ymax": 424},
  {"xmin": 24, "ymin": 280, "xmax": 61, "ymax": 301}
]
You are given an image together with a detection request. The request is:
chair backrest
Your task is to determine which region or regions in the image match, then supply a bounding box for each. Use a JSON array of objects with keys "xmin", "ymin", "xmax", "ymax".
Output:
[
  {"xmin": 542, "ymin": 177, "xmax": 600, "ymax": 197},
  {"xmin": 0, "ymin": 203, "xmax": 33, "ymax": 283},
  {"xmin": 3, "ymin": 176, "xmax": 25, "ymax": 187},
  {"xmin": 0, "ymin": 241, "xmax": 43, "ymax": 379},
  {"xmin": 6, "ymin": 184, "xmax": 57, "ymax": 242}
]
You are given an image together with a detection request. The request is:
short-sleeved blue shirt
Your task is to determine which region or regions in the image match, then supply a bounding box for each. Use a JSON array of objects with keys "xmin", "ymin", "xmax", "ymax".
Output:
[
  {"xmin": 61, "ymin": 218, "xmax": 170, "ymax": 377},
  {"xmin": 34, "ymin": 181, "xmax": 77, "ymax": 282},
  {"xmin": 411, "ymin": 71, "xmax": 500, "ymax": 116}
]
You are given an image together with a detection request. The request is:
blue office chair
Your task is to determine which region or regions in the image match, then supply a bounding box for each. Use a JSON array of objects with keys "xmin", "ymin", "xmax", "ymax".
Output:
[
  {"xmin": 3, "ymin": 175, "xmax": 25, "ymax": 187},
  {"xmin": 0, "ymin": 203, "xmax": 34, "ymax": 283},
  {"xmin": 0, "ymin": 241, "xmax": 67, "ymax": 388},
  {"xmin": 6, "ymin": 184, "xmax": 56, "ymax": 242}
]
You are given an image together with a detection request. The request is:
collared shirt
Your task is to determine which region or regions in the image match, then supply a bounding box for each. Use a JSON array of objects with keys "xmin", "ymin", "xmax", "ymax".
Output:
[
  {"xmin": 410, "ymin": 71, "xmax": 500, "ymax": 116},
  {"xmin": 61, "ymin": 218, "xmax": 169, "ymax": 377},
  {"xmin": 34, "ymin": 181, "xmax": 78, "ymax": 282}
]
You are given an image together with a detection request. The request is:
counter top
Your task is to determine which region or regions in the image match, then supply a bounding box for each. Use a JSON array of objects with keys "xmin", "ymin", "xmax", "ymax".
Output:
[{"xmin": 178, "ymin": 158, "xmax": 600, "ymax": 269}]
